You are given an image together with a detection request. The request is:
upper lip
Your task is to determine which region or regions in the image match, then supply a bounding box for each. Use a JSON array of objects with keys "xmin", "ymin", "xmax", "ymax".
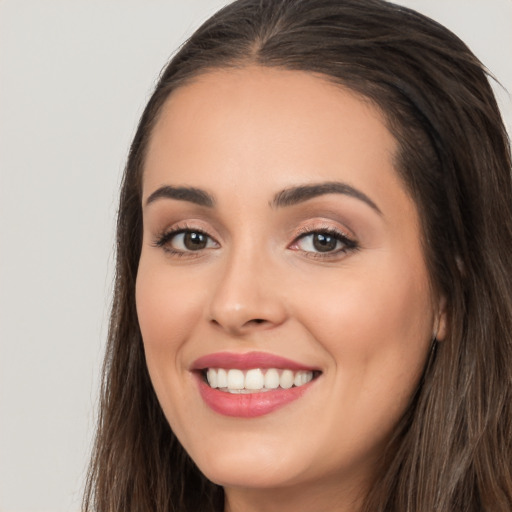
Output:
[{"xmin": 190, "ymin": 351, "xmax": 320, "ymax": 372}]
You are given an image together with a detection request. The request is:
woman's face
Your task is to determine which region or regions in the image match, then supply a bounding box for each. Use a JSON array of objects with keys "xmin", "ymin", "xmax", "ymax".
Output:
[{"xmin": 136, "ymin": 67, "xmax": 445, "ymax": 504}]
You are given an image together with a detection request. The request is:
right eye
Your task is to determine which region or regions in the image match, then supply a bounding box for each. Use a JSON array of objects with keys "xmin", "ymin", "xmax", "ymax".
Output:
[{"xmin": 154, "ymin": 229, "xmax": 219, "ymax": 254}]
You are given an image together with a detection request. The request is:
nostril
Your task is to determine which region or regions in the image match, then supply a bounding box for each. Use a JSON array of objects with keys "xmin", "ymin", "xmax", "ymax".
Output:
[
  {"xmin": 243, "ymin": 318, "xmax": 267, "ymax": 328},
  {"xmin": 209, "ymin": 317, "xmax": 266, "ymax": 329}
]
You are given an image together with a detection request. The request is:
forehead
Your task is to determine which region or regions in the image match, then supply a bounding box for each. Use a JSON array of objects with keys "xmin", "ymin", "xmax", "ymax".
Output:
[{"xmin": 143, "ymin": 66, "xmax": 407, "ymax": 212}]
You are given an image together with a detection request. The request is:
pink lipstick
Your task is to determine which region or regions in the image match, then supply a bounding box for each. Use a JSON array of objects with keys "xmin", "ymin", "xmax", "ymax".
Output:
[{"xmin": 191, "ymin": 351, "xmax": 320, "ymax": 418}]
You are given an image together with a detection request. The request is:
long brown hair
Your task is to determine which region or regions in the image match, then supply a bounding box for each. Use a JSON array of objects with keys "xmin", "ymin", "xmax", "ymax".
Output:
[{"xmin": 83, "ymin": 1, "xmax": 512, "ymax": 510}]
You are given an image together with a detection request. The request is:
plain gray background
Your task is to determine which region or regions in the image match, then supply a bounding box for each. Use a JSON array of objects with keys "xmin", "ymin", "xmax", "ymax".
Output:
[{"xmin": 0, "ymin": 1, "xmax": 510, "ymax": 511}]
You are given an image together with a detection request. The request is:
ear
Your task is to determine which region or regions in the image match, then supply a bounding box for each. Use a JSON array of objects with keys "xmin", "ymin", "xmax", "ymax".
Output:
[{"xmin": 433, "ymin": 295, "xmax": 447, "ymax": 341}]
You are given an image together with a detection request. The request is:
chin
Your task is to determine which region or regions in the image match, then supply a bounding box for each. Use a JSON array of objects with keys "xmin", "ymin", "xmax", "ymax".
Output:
[
  {"xmin": 185, "ymin": 434, "xmax": 308, "ymax": 489},
  {"xmin": 201, "ymin": 458, "xmax": 303, "ymax": 489}
]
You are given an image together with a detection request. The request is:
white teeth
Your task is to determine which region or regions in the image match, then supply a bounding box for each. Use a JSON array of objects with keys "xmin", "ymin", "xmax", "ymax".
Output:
[
  {"xmin": 280, "ymin": 369, "xmax": 294, "ymax": 389},
  {"xmin": 245, "ymin": 369, "xmax": 264, "ymax": 390},
  {"xmin": 205, "ymin": 368, "xmax": 314, "ymax": 392},
  {"xmin": 206, "ymin": 368, "xmax": 217, "ymax": 388},
  {"xmin": 264, "ymin": 368, "xmax": 280, "ymax": 389},
  {"xmin": 227, "ymin": 369, "xmax": 245, "ymax": 390},
  {"xmin": 294, "ymin": 372, "xmax": 303, "ymax": 387},
  {"xmin": 217, "ymin": 368, "xmax": 227, "ymax": 388},
  {"xmin": 294, "ymin": 371, "xmax": 309, "ymax": 387}
]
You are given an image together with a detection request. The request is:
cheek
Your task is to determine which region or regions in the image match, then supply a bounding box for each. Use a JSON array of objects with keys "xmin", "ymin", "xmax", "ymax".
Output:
[
  {"xmin": 135, "ymin": 255, "xmax": 201, "ymax": 338},
  {"xmin": 135, "ymin": 258, "xmax": 212, "ymax": 438},
  {"xmin": 135, "ymin": 260, "xmax": 203, "ymax": 375},
  {"xmin": 299, "ymin": 261, "xmax": 432, "ymax": 347},
  {"xmin": 294, "ymin": 253, "xmax": 434, "ymax": 414}
]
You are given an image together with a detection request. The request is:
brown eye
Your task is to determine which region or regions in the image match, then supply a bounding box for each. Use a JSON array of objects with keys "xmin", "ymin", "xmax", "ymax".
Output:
[
  {"xmin": 156, "ymin": 229, "xmax": 219, "ymax": 253},
  {"xmin": 312, "ymin": 233, "xmax": 338, "ymax": 252},
  {"xmin": 296, "ymin": 232, "xmax": 343, "ymax": 253},
  {"xmin": 292, "ymin": 229, "xmax": 357, "ymax": 256},
  {"xmin": 183, "ymin": 231, "xmax": 208, "ymax": 250}
]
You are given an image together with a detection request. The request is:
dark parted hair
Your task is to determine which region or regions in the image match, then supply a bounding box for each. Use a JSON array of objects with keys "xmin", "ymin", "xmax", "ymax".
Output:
[{"xmin": 83, "ymin": 0, "xmax": 512, "ymax": 510}]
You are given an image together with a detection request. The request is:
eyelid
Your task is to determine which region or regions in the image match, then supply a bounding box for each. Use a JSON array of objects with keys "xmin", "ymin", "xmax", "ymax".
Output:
[
  {"xmin": 151, "ymin": 222, "xmax": 220, "ymax": 255},
  {"xmin": 288, "ymin": 222, "xmax": 359, "ymax": 257},
  {"xmin": 291, "ymin": 218, "xmax": 356, "ymax": 242},
  {"xmin": 150, "ymin": 218, "xmax": 358, "ymax": 258}
]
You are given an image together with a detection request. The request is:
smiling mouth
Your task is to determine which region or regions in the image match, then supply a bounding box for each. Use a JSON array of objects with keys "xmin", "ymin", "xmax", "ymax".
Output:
[
  {"xmin": 202, "ymin": 368, "xmax": 321, "ymax": 394},
  {"xmin": 193, "ymin": 353, "xmax": 322, "ymax": 417}
]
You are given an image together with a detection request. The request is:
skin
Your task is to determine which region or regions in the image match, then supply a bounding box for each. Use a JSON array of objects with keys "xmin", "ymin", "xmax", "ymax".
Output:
[{"xmin": 136, "ymin": 66, "xmax": 446, "ymax": 512}]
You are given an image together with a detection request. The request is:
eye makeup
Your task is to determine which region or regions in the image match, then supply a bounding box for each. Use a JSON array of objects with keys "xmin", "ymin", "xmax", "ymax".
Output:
[{"xmin": 290, "ymin": 225, "xmax": 359, "ymax": 259}]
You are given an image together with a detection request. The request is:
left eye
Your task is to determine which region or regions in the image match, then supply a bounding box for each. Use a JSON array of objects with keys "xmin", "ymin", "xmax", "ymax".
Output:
[
  {"xmin": 161, "ymin": 230, "xmax": 218, "ymax": 252},
  {"xmin": 294, "ymin": 231, "xmax": 352, "ymax": 254}
]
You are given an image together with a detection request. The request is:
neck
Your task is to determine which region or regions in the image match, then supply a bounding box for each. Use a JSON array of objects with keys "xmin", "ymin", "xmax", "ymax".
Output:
[{"xmin": 223, "ymin": 473, "xmax": 368, "ymax": 512}]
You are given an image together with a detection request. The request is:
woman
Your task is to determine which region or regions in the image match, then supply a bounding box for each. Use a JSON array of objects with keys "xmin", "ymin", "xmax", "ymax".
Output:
[{"xmin": 83, "ymin": 0, "xmax": 512, "ymax": 510}]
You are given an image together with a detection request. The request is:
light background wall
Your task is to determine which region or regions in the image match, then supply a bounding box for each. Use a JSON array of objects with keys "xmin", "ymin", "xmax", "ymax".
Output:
[{"xmin": 0, "ymin": 1, "xmax": 510, "ymax": 511}]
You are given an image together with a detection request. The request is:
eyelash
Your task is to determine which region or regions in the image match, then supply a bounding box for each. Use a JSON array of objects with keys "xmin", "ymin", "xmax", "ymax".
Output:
[
  {"xmin": 152, "ymin": 224, "xmax": 358, "ymax": 259},
  {"xmin": 152, "ymin": 224, "xmax": 217, "ymax": 257},
  {"xmin": 291, "ymin": 226, "xmax": 358, "ymax": 259}
]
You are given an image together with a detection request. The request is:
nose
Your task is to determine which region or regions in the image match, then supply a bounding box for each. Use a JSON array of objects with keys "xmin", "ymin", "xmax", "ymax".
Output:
[{"xmin": 208, "ymin": 247, "xmax": 287, "ymax": 336}]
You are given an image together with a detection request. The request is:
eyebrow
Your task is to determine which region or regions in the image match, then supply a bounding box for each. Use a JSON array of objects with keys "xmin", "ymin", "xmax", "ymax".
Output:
[
  {"xmin": 271, "ymin": 181, "xmax": 382, "ymax": 214},
  {"xmin": 145, "ymin": 185, "xmax": 215, "ymax": 208},
  {"xmin": 144, "ymin": 181, "xmax": 381, "ymax": 215}
]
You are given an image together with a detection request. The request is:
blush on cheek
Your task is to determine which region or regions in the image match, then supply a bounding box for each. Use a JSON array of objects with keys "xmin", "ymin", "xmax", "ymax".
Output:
[
  {"xmin": 136, "ymin": 267, "xmax": 176, "ymax": 360},
  {"xmin": 311, "ymin": 271, "xmax": 432, "ymax": 370},
  {"xmin": 135, "ymin": 263, "xmax": 206, "ymax": 368}
]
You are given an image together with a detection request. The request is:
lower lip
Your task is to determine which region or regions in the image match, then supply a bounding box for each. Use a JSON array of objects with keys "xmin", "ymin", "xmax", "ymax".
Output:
[{"xmin": 196, "ymin": 375, "xmax": 315, "ymax": 418}]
